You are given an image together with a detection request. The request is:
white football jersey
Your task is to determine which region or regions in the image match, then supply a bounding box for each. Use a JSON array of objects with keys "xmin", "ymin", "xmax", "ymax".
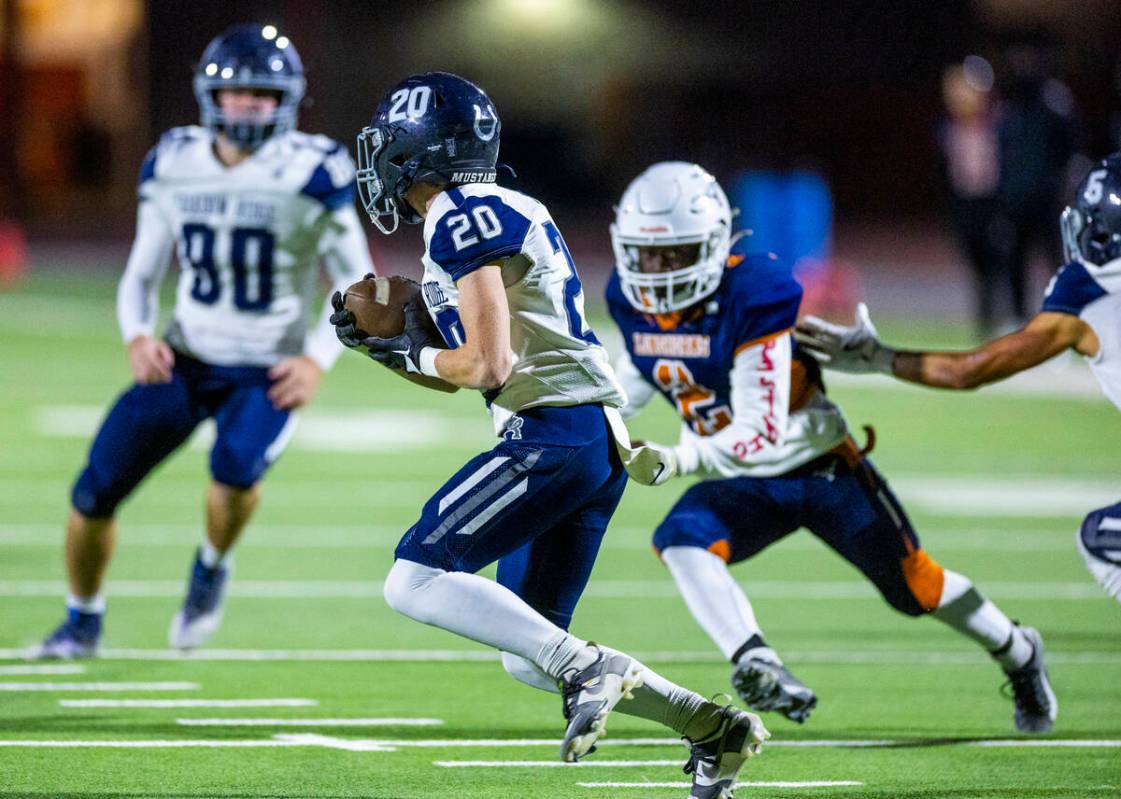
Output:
[
  {"xmin": 1042, "ymin": 258, "xmax": 1121, "ymax": 412},
  {"xmin": 119, "ymin": 125, "xmax": 374, "ymax": 369},
  {"xmin": 420, "ymin": 184, "xmax": 626, "ymax": 431}
]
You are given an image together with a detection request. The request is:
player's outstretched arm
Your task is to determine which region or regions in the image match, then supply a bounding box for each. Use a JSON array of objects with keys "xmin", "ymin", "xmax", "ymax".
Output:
[
  {"xmin": 798, "ymin": 306, "xmax": 1097, "ymax": 390},
  {"xmin": 892, "ymin": 312, "xmax": 1096, "ymax": 390}
]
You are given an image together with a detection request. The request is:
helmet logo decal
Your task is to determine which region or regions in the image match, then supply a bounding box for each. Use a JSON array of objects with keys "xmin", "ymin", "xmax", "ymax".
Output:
[
  {"xmin": 387, "ymin": 86, "xmax": 432, "ymax": 122},
  {"xmin": 473, "ymin": 104, "xmax": 497, "ymax": 141},
  {"xmin": 1084, "ymin": 169, "xmax": 1108, "ymax": 204}
]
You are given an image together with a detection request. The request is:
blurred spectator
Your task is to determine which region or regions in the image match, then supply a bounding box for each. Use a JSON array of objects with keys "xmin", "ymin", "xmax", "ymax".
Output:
[
  {"xmin": 939, "ymin": 58, "xmax": 1001, "ymax": 337},
  {"xmin": 991, "ymin": 39, "xmax": 1078, "ymax": 327}
]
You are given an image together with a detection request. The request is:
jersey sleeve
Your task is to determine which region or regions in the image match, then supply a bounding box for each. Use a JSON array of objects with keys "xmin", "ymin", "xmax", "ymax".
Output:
[
  {"xmin": 727, "ymin": 259, "xmax": 803, "ymax": 351},
  {"xmin": 1041, "ymin": 261, "xmax": 1107, "ymax": 315},
  {"xmin": 426, "ymin": 193, "xmax": 533, "ymax": 281},
  {"xmin": 299, "ymin": 144, "xmax": 356, "ymax": 212},
  {"xmin": 670, "ymin": 332, "xmax": 793, "ymax": 477},
  {"xmin": 117, "ymin": 198, "xmax": 176, "ymax": 342}
]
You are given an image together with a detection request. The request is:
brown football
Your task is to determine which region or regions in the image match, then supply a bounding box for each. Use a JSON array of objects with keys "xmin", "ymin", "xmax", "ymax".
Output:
[{"xmin": 341, "ymin": 275, "xmax": 458, "ymax": 393}]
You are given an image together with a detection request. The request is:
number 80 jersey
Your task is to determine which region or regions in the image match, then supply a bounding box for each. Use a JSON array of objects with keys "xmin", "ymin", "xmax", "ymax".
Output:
[
  {"xmin": 420, "ymin": 184, "xmax": 626, "ymax": 429},
  {"xmin": 136, "ymin": 126, "xmax": 363, "ymax": 366}
]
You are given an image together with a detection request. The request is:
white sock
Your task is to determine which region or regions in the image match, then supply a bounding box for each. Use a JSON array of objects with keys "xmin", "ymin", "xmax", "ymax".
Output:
[
  {"xmin": 661, "ymin": 546, "xmax": 766, "ymax": 662},
  {"xmin": 932, "ymin": 569, "xmax": 1032, "ymax": 670},
  {"xmin": 66, "ymin": 593, "xmax": 105, "ymax": 615},
  {"xmin": 383, "ymin": 559, "xmax": 590, "ymax": 678},
  {"xmin": 199, "ymin": 539, "xmax": 229, "ymax": 569},
  {"xmin": 595, "ymin": 645, "xmax": 720, "ymax": 739}
]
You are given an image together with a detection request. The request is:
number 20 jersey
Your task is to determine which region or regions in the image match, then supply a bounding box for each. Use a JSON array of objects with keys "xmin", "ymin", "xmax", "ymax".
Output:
[
  {"xmin": 420, "ymin": 184, "xmax": 626, "ymax": 431},
  {"xmin": 137, "ymin": 125, "xmax": 361, "ymax": 366}
]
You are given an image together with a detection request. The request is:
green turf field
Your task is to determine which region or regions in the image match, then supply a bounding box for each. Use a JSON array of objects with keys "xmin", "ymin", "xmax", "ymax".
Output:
[{"xmin": 1, "ymin": 273, "xmax": 1119, "ymax": 798}]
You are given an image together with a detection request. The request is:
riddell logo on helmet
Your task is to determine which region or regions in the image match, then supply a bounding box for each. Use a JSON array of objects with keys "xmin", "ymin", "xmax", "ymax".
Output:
[
  {"xmin": 640, "ymin": 226, "xmax": 669, "ymax": 233},
  {"xmin": 450, "ymin": 171, "xmax": 497, "ymax": 183}
]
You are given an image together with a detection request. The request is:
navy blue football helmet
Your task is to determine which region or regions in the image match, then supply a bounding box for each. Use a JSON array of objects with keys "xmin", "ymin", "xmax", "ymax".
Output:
[
  {"xmin": 1062, "ymin": 154, "xmax": 1121, "ymax": 266},
  {"xmin": 193, "ymin": 23, "xmax": 306, "ymax": 150},
  {"xmin": 356, "ymin": 72, "xmax": 501, "ymax": 234}
]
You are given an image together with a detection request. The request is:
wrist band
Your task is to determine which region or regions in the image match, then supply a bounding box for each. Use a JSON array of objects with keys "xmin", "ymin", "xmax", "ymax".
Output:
[{"xmin": 418, "ymin": 347, "xmax": 442, "ymax": 378}]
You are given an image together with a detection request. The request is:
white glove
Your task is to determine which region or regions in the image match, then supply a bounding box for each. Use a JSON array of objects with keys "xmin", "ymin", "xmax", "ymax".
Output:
[{"xmin": 795, "ymin": 303, "xmax": 896, "ymax": 374}]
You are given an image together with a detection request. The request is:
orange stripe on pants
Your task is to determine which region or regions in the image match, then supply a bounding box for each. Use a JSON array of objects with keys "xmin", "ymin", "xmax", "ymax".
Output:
[{"xmin": 901, "ymin": 549, "xmax": 945, "ymax": 612}]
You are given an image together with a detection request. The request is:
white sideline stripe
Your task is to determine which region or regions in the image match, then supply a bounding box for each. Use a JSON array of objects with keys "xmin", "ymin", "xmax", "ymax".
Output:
[
  {"xmin": 0, "ymin": 664, "xmax": 84, "ymax": 675},
  {"xmin": 177, "ymin": 717, "xmax": 443, "ymax": 727},
  {"xmin": 0, "ymin": 682, "xmax": 198, "ymax": 692},
  {"xmin": 971, "ymin": 739, "xmax": 1121, "ymax": 748},
  {"xmin": 578, "ymin": 782, "xmax": 864, "ymax": 789},
  {"xmin": 435, "ymin": 760, "xmax": 683, "ymax": 767},
  {"xmin": 0, "ymin": 579, "xmax": 1106, "ymax": 600},
  {"xmin": 439, "ymin": 457, "xmax": 509, "ymax": 515},
  {"xmin": 61, "ymin": 699, "xmax": 318, "ymax": 708},
  {"xmin": 3, "ymin": 648, "xmax": 1118, "ymax": 665}
]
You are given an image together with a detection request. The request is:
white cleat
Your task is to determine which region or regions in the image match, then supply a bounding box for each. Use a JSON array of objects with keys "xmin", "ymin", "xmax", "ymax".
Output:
[
  {"xmin": 684, "ymin": 706, "xmax": 771, "ymax": 799},
  {"xmin": 558, "ymin": 646, "xmax": 645, "ymax": 762}
]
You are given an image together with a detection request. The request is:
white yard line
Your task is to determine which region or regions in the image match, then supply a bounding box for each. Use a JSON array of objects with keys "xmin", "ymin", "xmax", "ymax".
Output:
[
  {"xmin": 577, "ymin": 781, "xmax": 864, "ymax": 789},
  {"xmin": 434, "ymin": 760, "xmax": 683, "ymax": 767},
  {"xmin": 0, "ymin": 664, "xmax": 84, "ymax": 675},
  {"xmin": 0, "ymin": 682, "xmax": 198, "ymax": 692},
  {"xmin": 176, "ymin": 718, "xmax": 443, "ymax": 727},
  {"xmin": 0, "ymin": 736, "xmax": 1114, "ymax": 752},
  {"xmin": 0, "ymin": 579, "xmax": 1106, "ymax": 600},
  {"xmin": 0, "ymin": 524, "xmax": 1084, "ymax": 552},
  {"xmin": 1, "ymin": 648, "xmax": 1116, "ymax": 665},
  {"xmin": 0, "ymin": 739, "xmax": 301, "ymax": 748},
  {"xmin": 61, "ymin": 698, "xmax": 318, "ymax": 708}
]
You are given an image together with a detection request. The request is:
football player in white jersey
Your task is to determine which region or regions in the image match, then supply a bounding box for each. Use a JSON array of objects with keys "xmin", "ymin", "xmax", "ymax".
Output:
[
  {"xmin": 330, "ymin": 73, "xmax": 769, "ymax": 797},
  {"xmin": 34, "ymin": 24, "xmax": 375, "ymax": 658},
  {"xmin": 797, "ymin": 153, "xmax": 1121, "ymax": 606},
  {"xmin": 607, "ymin": 162, "xmax": 1056, "ymax": 734}
]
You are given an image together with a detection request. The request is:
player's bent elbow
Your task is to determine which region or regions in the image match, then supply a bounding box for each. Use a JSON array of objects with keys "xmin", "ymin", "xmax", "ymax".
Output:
[{"xmin": 472, "ymin": 353, "xmax": 512, "ymax": 389}]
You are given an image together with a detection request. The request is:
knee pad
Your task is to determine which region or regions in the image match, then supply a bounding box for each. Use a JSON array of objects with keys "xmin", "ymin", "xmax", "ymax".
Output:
[
  {"xmin": 71, "ymin": 467, "xmax": 123, "ymax": 519},
  {"xmin": 210, "ymin": 445, "xmax": 267, "ymax": 490},
  {"xmin": 653, "ymin": 527, "xmax": 731, "ymax": 562},
  {"xmin": 501, "ymin": 652, "xmax": 560, "ymax": 694},
  {"xmin": 383, "ymin": 558, "xmax": 443, "ymax": 617}
]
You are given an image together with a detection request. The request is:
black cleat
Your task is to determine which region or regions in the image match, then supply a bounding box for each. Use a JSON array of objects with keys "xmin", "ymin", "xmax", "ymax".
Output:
[{"xmin": 732, "ymin": 656, "xmax": 817, "ymax": 723}]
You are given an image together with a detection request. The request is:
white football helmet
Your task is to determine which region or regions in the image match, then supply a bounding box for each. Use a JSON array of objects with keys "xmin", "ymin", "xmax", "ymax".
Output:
[{"xmin": 611, "ymin": 161, "xmax": 732, "ymax": 313}]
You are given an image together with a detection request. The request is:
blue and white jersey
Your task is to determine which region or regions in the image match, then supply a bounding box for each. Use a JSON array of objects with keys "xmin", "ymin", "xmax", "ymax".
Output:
[
  {"xmin": 119, "ymin": 126, "xmax": 374, "ymax": 369},
  {"xmin": 421, "ymin": 184, "xmax": 626, "ymax": 432},
  {"xmin": 607, "ymin": 238, "xmax": 848, "ymax": 478},
  {"xmin": 1042, "ymin": 258, "xmax": 1121, "ymax": 412}
]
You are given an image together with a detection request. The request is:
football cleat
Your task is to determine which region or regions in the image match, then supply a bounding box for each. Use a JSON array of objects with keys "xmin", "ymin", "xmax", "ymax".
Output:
[
  {"xmin": 684, "ymin": 705, "xmax": 771, "ymax": 799},
  {"xmin": 1002, "ymin": 625, "xmax": 1057, "ymax": 733},
  {"xmin": 169, "ymin": 550, "xmax": 231, "ymax": 651},
  {"xmin": 558, "ymin": 646, "xmax": 645, "ymax": 762},
  {"xmin": 731, "ymin": 655, "xmax": 817, "ymax": 723},
  {"xmin": 32, "ymin": 609, "xmax": 101, "ymax": 660}
]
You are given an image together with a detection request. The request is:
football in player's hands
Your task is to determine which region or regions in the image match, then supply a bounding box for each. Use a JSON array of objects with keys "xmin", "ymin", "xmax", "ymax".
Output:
[{"xmin": 334, "ymin": 275, "xmax": 458, "ymax": 393}]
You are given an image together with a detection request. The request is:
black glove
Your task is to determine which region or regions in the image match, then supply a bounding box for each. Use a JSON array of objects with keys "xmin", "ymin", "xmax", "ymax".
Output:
[
  {"xmin": 329, "ymin": 290, "xmax": 365, "ymax": 348},
  {"xmin": 361, "ymin": 303, "xmax": 435, "ymax": 374}
]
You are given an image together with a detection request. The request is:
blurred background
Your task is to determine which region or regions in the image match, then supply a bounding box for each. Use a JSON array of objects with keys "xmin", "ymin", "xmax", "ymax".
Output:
[{"xmin": 3, "ymin": 0, "xmax": 1121, "ymax": 331}]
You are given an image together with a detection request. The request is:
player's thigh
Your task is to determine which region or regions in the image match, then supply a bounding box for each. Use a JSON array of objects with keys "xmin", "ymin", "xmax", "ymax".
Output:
[
  {"xmin": 71, "ymin": 377, "xmax": 202, "ymax": 518},
  {"xmin": 397, "ymin": 433, "xmax": 617, "ymax": 574},
  {"xmin": 653, "ymin": 476, "xmax": 798, "ymax": 564},
  {"xmin": 496, "ymin": 460, "xmax": 628, "ymax": 630},
  {"xmin": 805, "ymin": 459, "xmax": 934, "ymax": 615},
  {"xmin": 209, "ymin": 383, "xmax": 296, "ymax": 489}
]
